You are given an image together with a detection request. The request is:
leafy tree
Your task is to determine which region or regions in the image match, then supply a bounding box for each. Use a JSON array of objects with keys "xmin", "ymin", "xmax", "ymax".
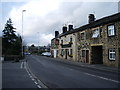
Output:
[{"xmin": 2, "ymin": 18, "xmax": 22, "ymax": 56}]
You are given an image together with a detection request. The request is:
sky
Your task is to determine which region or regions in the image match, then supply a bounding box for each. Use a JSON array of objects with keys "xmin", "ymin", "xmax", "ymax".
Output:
[{"xmin": 0, "ymin": 0, "xmax": 119, "ymax": 46}]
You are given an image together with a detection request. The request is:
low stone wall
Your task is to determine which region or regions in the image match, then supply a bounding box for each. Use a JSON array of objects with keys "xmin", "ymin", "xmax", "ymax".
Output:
[{"xmin": 3, "ymin": 55, "xmax": 21, "ymax": 61}]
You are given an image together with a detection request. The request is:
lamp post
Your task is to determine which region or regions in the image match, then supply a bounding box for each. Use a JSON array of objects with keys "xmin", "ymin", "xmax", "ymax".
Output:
[
  {"xmin": 22, "ymin": 10, "xmax": 26, "ymax": 57},
  {"xmin": 37, "ymin": 32, "xmax": 39, "ymax": 55}
]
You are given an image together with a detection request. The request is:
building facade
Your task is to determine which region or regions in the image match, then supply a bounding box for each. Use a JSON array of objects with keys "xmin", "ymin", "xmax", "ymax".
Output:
[
  {"xmin": 76, "ymin": 13, "xmax": 120, "ymax": 67},
  {"xmin": 51, "ymin": 13, "xmax": 120, "ymax": 67},
  {"xmin": 51, "ymin": 38, "xmax": 59, "ymax": 58},
  {"xmin": 58, "ymin": 31, "xmax": 77, "ymax": 61}
]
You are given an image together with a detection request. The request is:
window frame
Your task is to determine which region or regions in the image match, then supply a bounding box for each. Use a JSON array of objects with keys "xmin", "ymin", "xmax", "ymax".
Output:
[
  {"xmin": 81, "ymin": 32, "xmax": 85, "ymax": 40},
  {"xmin": 107, "ymin": 24, "xmax": 115, "ymax": 37},
  {"xmin": 108, "ymin": 48, "xmax": 116, "ymax": 61},
  {"xmin": 70, "ymin": 36, "xmax": 72, "ymax": 42},
  {"xmin": 82, "ymin": 50, "xmax": 85, "ymax": 57},
  {"xmin": 69, "ymin": 49, "xmax": 72, "ymax": 55}
]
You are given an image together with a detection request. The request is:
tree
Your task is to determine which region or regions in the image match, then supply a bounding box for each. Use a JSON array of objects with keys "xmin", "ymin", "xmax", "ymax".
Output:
[{"xmin": 2, "ymin": 18, "xmax": 22, "ymax": 56}]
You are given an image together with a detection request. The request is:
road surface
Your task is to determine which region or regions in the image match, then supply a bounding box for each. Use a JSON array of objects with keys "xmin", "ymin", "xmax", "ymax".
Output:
[{"xmin": 26, "ymin": 55, "xmax": 119, "ymax": 88}]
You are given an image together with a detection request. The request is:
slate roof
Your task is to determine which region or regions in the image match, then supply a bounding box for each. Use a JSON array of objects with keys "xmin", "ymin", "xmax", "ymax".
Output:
[{"xmin": 54, "ymin": 12, "xmax": 120, "ymax": 38}]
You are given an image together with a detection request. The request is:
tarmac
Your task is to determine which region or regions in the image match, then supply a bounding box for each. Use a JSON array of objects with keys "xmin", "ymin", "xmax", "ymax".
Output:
[{"xmin": 48, "ymin": 56, "xmax": 120, "ymax": 74}]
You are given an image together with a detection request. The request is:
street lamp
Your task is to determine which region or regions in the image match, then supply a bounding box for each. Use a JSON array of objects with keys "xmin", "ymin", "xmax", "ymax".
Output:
[
  {"xmin": 37, "ymin": 32, "xmax": 39, "ymax": 54},
  {"xmin": 22, "ymin": 10, "xmax": 26, "ymax": 57}
]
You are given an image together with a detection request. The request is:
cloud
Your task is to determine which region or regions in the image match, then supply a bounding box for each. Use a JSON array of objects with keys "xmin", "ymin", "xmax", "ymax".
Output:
[{"xmin": 6, "ymin": 0, "xmax": 118, "ymax": 46}]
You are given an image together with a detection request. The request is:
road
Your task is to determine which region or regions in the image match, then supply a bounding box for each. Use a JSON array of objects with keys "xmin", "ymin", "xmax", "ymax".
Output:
[{"xmin": 25, "ymin": 55, "xmax": 119, "ymax": 88}]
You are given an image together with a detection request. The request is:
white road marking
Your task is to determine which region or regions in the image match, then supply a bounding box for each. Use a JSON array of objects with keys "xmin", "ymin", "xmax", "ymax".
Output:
[
  {"xmin": 20, "ymin": 62, "xmax": 23, "ymax": 69},
  {"xmin": 37, "ymin": 85, "xmax": 41, "ymax": 88},
  {"xmin": 32, "ymin": 78, "xmax": 35, "ymax": 81},
  {"xmin": 84, "ymin": 73, "xmax": 120, "ymax": 83},
  {"xmin": 34, "ymin": 81, "xmax": 38, "ymax": 85},
  {"xmin": 24, "ymin": 61, "xmax": 44, "ymax": 88},
  {"xmin": 24, "ymin": 62, "xmax": 27, "ymax": 69}
]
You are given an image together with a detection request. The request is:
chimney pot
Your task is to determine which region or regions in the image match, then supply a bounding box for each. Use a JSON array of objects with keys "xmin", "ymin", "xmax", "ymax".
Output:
[
  {"xmin": 55, "ymin": 31, "xmax": 59, "ymax": 37},
  {"xmin": 62, "ymin": 26, "xmax": 67, "ymax": 33},
  {"xmin": 68, "ymin": 25, "xmax": 73, "ymax": 31},
  {"xmin": 88, "ymin": 14, "xmax": 95, "ymax": 23}
]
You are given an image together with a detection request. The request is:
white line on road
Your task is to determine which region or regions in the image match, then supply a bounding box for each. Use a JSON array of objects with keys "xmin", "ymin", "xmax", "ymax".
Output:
[
  {"xmin": 34, "ymin": 81, "xmax": 38, "ymax": 85},
  {"xmin": 84, "ymin": 73, "xmax": 120, "ymax": 83},
  {"xmin": 37, "ymin": 85, "xmax": 41, "ymax": 88},
  {"xmin": 24, "ymin": 60, "xmax": 47, "ymax": 88},
  {"xmin": 20, "ymin": 62, "xmax": 23, "ymax": 69}
]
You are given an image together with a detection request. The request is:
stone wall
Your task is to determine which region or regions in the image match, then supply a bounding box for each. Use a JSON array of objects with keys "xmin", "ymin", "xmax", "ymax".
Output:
[{"xmin": 77, "ymin": 21, "xmax": 120, "ymax": 67}]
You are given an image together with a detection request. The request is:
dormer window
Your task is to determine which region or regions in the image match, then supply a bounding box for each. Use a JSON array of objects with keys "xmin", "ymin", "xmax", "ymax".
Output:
[{"xmin": 107, "ymin": 25, "xmax": 115, "ymax": 36}]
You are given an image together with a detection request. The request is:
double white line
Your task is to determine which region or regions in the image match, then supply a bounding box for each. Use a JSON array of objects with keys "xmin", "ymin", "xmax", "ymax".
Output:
[
  {"xmin": 21, "ymin": 60, "xmax": 47, "ymax": 88},
  {"xmin": 20, "ymin": 61, "xmax": 26, "ymax": 69}
]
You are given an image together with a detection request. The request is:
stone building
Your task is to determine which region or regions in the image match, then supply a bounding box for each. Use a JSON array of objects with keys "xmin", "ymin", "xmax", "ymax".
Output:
[
  {"xmin": 76, "ymin": 13, "xmax": 120, "ymax": 67},
  {"xmin": 51, "ymin": 12, "xmax": 120, "ymax": 67},
  {"xmin": 51, "ymin": 31, "xmax": 60, "ymax": 58},
  {"xmin": 58, "ymin": 25, "xmax": 77, "ymax": 61}
]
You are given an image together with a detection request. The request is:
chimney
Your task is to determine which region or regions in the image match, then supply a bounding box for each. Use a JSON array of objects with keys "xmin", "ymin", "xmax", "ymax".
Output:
[
  {"xmin": 88, "ymin": 14, "xmax": 95, "ymax": 23},
  {"xmin": 68, "ymin": 25, "xmax": 73, "ymax": 31},
  {"xmin": 55, "ymin": 31, "xmax": 59, "ymax": 37},
  {"xmin": 62, "ymin": 25, "xmax": 67, "ymax": 33}
]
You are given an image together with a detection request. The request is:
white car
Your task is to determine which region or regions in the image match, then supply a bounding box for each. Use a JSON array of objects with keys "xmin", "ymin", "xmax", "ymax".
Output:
[{"xmin": 41, "ymin": 52, "xmax": 51, "ymax": 57}]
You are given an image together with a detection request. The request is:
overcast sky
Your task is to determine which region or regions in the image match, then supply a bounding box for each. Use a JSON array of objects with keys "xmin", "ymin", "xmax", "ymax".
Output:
[{"xmin": 0, "ymin": 0, "xmax": 119, "ymax": 46}]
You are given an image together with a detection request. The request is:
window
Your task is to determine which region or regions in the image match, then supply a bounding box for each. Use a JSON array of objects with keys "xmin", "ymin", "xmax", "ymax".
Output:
[
  {"xmin": 70, "ymin": 37, "xmax": 72, "ymax": 42},
  {"xmin": 61, "ymin": 49, "xmax": 64, "ymax": 56},
  {"xmin": 108, "ymin": 25, "xmax": 115, "ymax": 36},
  {"xmin": 92, "ymin": 29, "xmax": 100, "ymax": 38},
  {"xmin": 109, "ymin": 49, "xmax": 116, "ymax": 60},
  {"xmin": 81, "ymin": 32, "xmax": 85, "ymax": 40},
  {"xmin": 61, "ymin": 40, "xmax": 63, "ymax": 44},
  {"xmin": 69, "ymin": 49, "xmax": 72, "ymax": 55},
  {"xmin": 82, "ymin": 50, "xmax": 85, "ymax": 57},
  {"xmin": 55, "ymin": 39, "xmax": 59, "ymax": 45}
]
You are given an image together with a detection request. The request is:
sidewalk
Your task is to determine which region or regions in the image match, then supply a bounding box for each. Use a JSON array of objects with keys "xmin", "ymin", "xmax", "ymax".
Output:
[
  {"xmin": 2, "ymin": 60, "xmax": 37, "ymax": 88},
  {"xmin": 49, "ymin": 57, "xmax": 120, "ymax": 74}
]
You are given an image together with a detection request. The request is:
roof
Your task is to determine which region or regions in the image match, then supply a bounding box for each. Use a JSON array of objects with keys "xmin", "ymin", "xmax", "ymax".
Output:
[{"xmin": 54, "ymin": 12, "xmax": 120, "ymax": 38}]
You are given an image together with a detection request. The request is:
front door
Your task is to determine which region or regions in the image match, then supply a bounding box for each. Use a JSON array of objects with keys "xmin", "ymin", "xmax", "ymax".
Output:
[
  {"xmin": 86, "ymin": 50, "xmax": 89, "ymax": 63},
  {"xmin": 65, "ymin": 49, "xmax": 68, "ymax": 59}
]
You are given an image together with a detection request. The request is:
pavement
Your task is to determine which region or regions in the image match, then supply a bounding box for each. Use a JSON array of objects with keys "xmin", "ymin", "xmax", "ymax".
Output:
[
  {"xmin": 2, "ymin": 60, "xmax": 38, "ymax": 88},
  {"xmin": 47, "ymin": 56, "xmax": 120, "ymax": 74}
]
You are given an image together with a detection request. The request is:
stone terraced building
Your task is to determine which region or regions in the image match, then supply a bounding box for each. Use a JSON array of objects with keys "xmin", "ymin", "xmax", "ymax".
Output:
[{"xmin": 51, "ymin": 12, "xmax": 120, "ymax": 67}]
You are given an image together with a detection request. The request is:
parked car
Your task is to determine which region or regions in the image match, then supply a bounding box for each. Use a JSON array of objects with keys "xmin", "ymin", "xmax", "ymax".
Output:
[
  {"xmin": 24, "ymin": 52, "xmax": 31, "ymax": 55},
  {"xmin": 41, "ymin": 52, "xmax": 51, "ymax": 57}
]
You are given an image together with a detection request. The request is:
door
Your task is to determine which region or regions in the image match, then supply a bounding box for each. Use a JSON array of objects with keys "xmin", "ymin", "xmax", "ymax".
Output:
[
  {"xmin": 86, "ymin": 50, "xmax": 89, "ymax": 63},
  {"xmin": 91, "ymin": 46, "xmax": 103, "ymax": 64},
  {"xmin": 65, "ymin": 49, "xmax": 68, "ymax": 59},
  {"xmin": 54, "ymin": 50, "xmax": 56, "ymax": 58}
]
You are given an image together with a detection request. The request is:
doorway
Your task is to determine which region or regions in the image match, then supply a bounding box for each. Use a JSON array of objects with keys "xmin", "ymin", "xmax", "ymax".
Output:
[
  {"xmin": 86, "ymin": 50, "xmax": 89, "ymax": 63},
  {"xmin": 65, "ymin": 49, "xmax": 68, "ymax": 59},
  {"xmin": 91, "ymin": 46, "xmax": 103, "ymax": 64}
]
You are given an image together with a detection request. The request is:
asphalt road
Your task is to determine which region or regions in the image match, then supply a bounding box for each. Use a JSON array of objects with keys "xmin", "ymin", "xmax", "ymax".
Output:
[{"xmin": 26, "ymin": 55, "xmax": 119, "ymax": 88}]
